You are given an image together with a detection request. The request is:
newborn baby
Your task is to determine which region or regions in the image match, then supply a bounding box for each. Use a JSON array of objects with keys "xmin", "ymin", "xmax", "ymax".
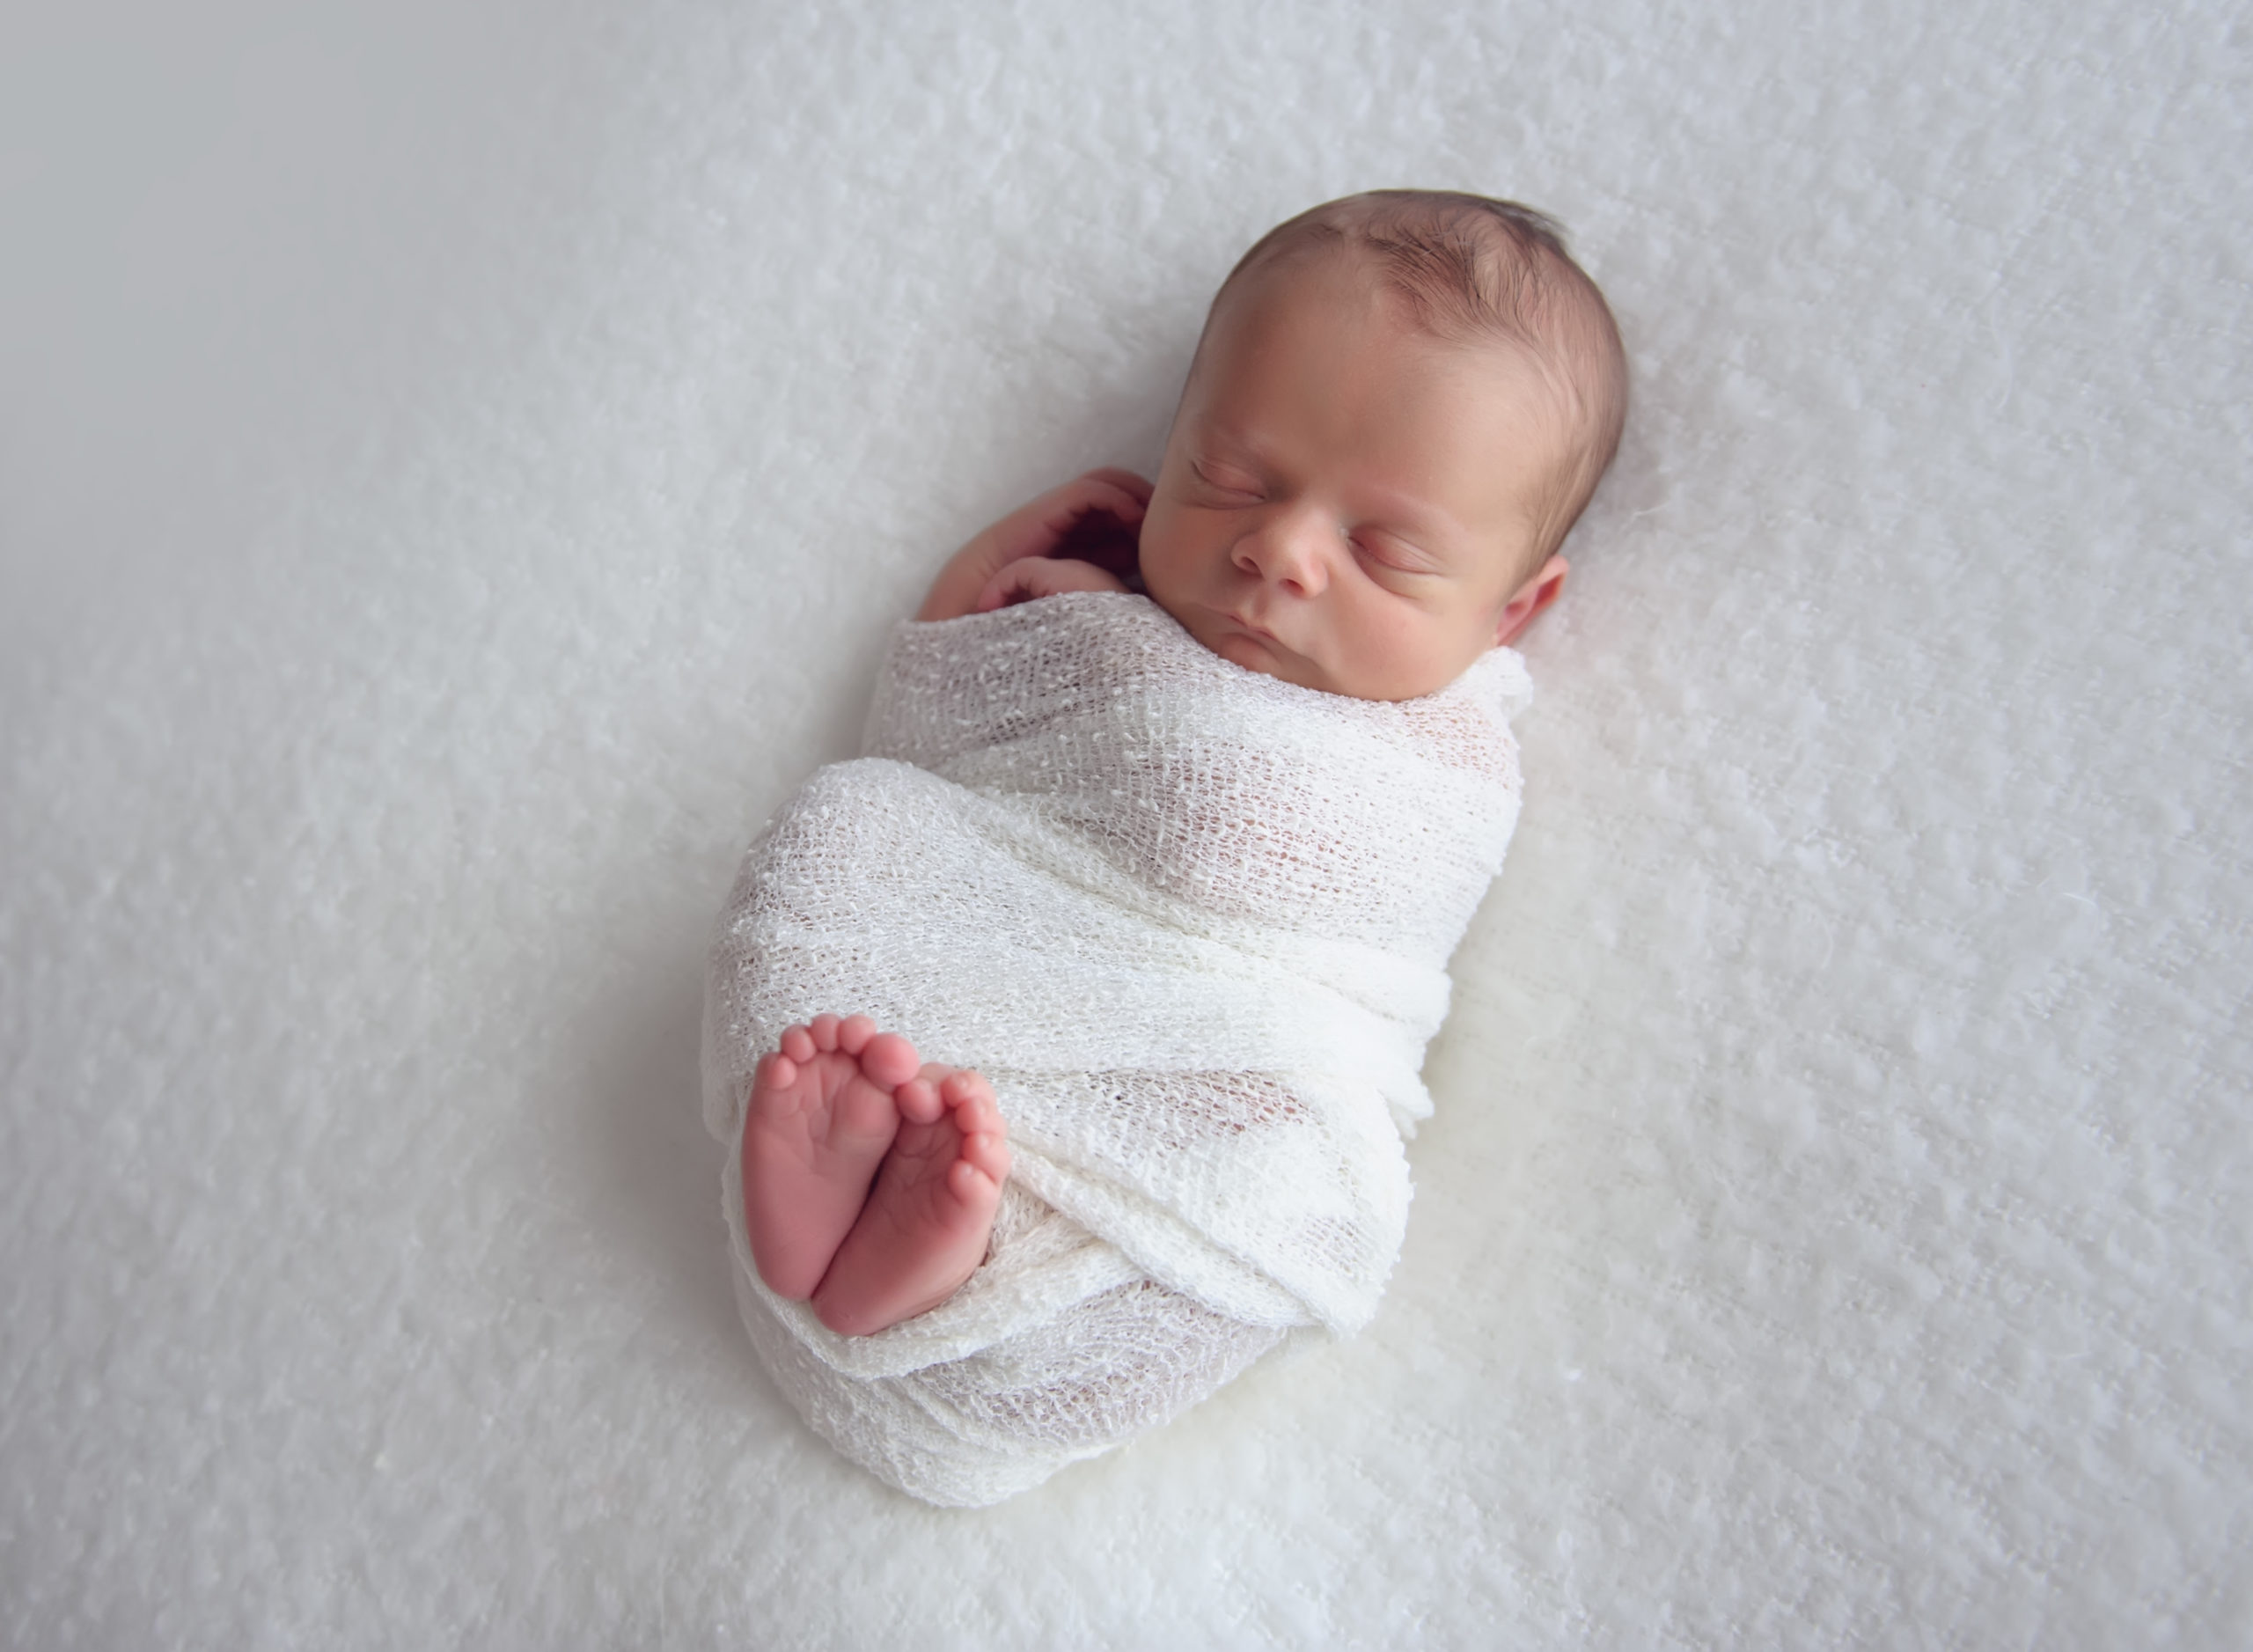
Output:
[{"xmin": 705, "ymin": 190, "xmax": 1626, "ymax": 1503}]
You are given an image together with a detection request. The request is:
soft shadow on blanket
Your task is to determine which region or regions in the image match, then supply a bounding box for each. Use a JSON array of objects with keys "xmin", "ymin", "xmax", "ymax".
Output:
[{"xmin": 570, "ymin": 934, "xmax": 752, "ymax": 1367}]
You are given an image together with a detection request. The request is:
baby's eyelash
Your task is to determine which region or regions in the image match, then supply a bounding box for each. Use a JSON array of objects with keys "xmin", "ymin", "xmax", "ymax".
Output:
[
  {"xmin": 1191, "ymin": 462, "xmax": 1264, "ymax": 498},
  {"xmin": 1351, "ymin": 536, "xmax": 1432, "ymax": 575}
]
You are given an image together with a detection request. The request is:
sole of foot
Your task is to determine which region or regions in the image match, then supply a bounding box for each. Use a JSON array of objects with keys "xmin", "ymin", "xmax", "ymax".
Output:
[
  {"xmin": 810, "ymin": 1068, "xmax": 1012, "ymax": 1337},
  {"xmin": 741, "ymin": 1013, "xmax": 923, "ymax": 1301}
]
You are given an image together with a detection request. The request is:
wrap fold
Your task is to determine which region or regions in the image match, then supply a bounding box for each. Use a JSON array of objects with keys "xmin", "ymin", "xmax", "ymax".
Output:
[{"xmin": 702, "ymin": 592, "xmax": 1529, "ymax": 1502}]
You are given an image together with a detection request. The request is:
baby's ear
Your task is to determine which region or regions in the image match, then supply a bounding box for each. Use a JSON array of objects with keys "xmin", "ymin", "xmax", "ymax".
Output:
[{"xmin": 1493, "ymin": 554, "xmax": 1567, "ymax": 648}]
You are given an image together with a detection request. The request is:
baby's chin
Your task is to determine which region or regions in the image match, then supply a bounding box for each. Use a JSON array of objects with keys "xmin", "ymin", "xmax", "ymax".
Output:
[
  {"xmin": 1148, "ymin": 591, "xmax": 1347, "ymax": 694},
  {"xmin": 1223, "ymin": 626, "xmax": 1495, "ymax": 701},
  {"xmin": 1208, "ymin": 628, "xmax": 1285, "ymax": 674}
]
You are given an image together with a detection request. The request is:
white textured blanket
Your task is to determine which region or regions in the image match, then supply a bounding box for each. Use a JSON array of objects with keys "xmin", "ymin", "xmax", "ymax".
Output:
[
  {"xmin": 7, "ymin": 0, "xmax": 2247, "ymax": 1641},
  {"xmin": 703, "ymin": 593, "xmax": 1530, "ymax": 1501}
]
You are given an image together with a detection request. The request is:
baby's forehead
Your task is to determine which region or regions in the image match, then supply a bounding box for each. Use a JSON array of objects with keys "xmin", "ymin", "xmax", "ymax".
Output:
[{"xmin": 1203, "ymin": 255, "xmax": 1566, "ymax": 422}]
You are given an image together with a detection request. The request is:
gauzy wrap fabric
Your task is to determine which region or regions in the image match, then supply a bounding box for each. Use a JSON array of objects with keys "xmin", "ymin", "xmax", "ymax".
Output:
[{"xmin": 701, "ymin": 592, "xmax": 1531, "ymax": 1504}]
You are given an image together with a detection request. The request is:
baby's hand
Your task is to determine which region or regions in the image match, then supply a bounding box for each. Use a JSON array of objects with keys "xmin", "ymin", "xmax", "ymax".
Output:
[
  {"xmin": 980, "ymin": 468, "xmax": 1152, "ymax": 575},
  {"xmin": 916, "ymin": 467, "xmax": 1153, "ymax": 623},
  {"xmin": 973, "ymin": 555, "xmax": 1129, "ymax": 613}
]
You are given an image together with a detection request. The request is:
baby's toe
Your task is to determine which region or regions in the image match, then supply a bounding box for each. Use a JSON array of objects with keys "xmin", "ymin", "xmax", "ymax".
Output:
[
  {"xmin": 753, "ymin": 1050, "xmax": 799, "ymax": 1092},
  {"xmin": 945, "ymin": 1151, "xmax": 1004, "ymax": 1207},
  {"xmin": 894, "ymin": 1076, "xmax": 943, "ymax": 1126},
  {"xmin": 780, "ymin": 1024, "xmax": 816, "ymax": 1064},
  {"xmin": 942, "ymin": 1071, "xmax": 1004, "ymax": 1136},
  {"xmin": 835, "ymin": 1014, "xmax": 877, "ymax": 1055},
  {"xmin": 807, "ymin": 1013, "xmax": 843, "ymax": 1052},
  {"xmin": 959, "ymin": 1128, "xmax": 1011, "ymax": 1186},
  {"xmin": 860, "ymin": 1032, "xmax": 921, "ymax": 1090}
]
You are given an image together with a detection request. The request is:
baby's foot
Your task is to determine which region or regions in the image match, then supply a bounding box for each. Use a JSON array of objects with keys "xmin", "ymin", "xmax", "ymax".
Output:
[
  {"xmin": 810, "ymin": 1068, "xmax": 1012, "ymax": 1337},
  {"xmin": 741, "ymin": 1014, "xmax": 924, "ymax": 1301}
]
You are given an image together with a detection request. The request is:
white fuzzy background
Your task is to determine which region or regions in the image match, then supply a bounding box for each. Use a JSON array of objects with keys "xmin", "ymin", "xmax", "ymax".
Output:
[{"xmin": 3, "ymin": 0, "xmax": 2246, "ymax": 1646}]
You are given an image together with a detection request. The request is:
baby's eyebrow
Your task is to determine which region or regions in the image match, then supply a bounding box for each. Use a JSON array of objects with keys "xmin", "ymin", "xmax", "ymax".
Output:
[{"xmin": 1190, "ymin": 426, "xmax": 1272, "ymax": 470}]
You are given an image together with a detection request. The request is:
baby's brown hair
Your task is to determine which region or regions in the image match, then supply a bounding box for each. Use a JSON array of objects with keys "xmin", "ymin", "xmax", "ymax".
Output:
[{"xmin": 1208, "ymin": 190, "xmax": 1629, "ymax": 573}]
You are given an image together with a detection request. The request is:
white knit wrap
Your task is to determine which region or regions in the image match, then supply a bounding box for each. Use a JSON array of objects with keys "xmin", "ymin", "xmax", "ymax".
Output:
[{"xmin": 702, "ymin": 592, "xmax": 1530, "ymax": 1504}]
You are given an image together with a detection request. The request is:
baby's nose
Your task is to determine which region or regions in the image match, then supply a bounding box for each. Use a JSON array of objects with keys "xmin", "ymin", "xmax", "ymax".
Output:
[{"xmin": 1236, "ymin": 506, "xmax": 1333, "ymax": 597}]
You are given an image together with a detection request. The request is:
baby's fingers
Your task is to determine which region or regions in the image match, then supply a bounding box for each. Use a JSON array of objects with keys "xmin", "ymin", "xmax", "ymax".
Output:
[
  {"xmin": 1077, "ymin": 466, "xmax": 1154, "ymax": 507},
  {"xmin": 1038, "ymin": 473, "xmax": 1148, "ymax": 537},
  {"xmin": 972, "ymin": 562, "xmax": 1035, "ymax": 613}
]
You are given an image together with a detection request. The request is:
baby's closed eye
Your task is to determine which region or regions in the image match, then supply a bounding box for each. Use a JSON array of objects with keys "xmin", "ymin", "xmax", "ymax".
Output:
[
  {"xmin": 1190, "ymin": 460, "xmax": 1266, "ymax": 503},
  {"xmin": 1349, "ymin": 532, "xmax": 1439, "ymax": 576}
]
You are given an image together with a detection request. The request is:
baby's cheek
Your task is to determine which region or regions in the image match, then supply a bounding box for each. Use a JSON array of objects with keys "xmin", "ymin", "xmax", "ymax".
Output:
[
  {"xmin": 1135, "ymin": 508, "xmax": 1210, "ymax": 593},
  {"xmin": 1344, "ymin": 613, "xmax": 1479, "ymax": 701}
]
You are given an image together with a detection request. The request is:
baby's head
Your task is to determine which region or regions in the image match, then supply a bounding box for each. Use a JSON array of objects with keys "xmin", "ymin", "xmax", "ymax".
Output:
[{"xmin": 1137, "ymin": 190, "xmax": 1627, "ymax": 701}]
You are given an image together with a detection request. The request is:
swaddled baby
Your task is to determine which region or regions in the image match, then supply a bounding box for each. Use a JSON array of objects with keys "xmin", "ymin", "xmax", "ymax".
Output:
[{"xmin": 703, "ymin": 190, "xmax": 1627, "ymax": 1504}]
